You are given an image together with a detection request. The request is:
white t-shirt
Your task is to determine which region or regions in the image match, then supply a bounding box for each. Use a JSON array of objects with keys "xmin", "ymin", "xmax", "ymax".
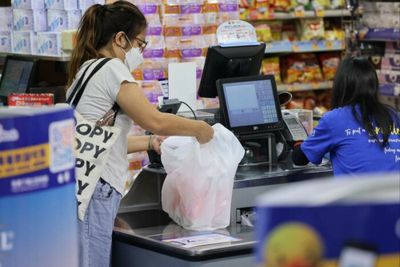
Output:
[{"xmin": 66, "ymin": 58, "xmax": 135, "ymax": 194}]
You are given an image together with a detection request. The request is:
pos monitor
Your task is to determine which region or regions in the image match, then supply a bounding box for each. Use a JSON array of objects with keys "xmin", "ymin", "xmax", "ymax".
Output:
[
  {"xmin": 0, "ymin": 56, "xmax": 36, "ymax": 105},
  {"xmin": 198, "ymin": 43, "xmax": 266, "ymax": 98},
  {"xmin": 216, "ymin": 75, "xmax": 283, "ymax": 136}
]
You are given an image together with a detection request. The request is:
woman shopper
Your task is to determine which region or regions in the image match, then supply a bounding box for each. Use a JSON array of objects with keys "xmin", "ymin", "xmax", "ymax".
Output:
[
  {"xmin": 66, "ymin": 2, "xmax": 213, "ymax": 266},
  {"xmin": 292, "ymin": 56, "xmax": 400, "ymax": 176}
]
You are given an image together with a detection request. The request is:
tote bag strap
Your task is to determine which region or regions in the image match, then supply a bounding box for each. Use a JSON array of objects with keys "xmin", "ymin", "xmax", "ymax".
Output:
[
  {"xmin": 67, "ymin": 58, "xmax": 113, "ymax": 108},
  {"xmin": 66, "ymin": 59, "xmax": 97, "ymax": 105}
]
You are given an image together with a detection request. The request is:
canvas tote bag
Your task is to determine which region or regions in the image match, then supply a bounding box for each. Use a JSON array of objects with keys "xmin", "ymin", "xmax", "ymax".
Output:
[{"xmin": 67, "ymin": 58, "xmax": 121, "ymax": 220}]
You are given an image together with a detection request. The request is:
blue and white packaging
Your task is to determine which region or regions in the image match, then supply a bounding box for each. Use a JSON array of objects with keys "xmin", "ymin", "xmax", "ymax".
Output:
[
  {"xmin": 47, "ymin": 9, "xmax": 81, "ymax": 32},
  {"xmin": 79, "ymin": 0, "xmax": 105, "ymax": 13},
  {"xmin": 0, "ymin": 106, "xmax": 78, "ymax": 267},
  {"xmin": 45, "ymin": 0, "xmax": 78, "ymax": 10},
  {"xmin": 0, "ymin": 30, "xmax": 12, "ymax": 53},
  {"xmin": 255, "ymin": 176, "xmax": 400, "ymax": 267},
  {"xmin": 12, "ymin": 0, "xmax": 45, "ymax": 9},
  {"xmin": 0, "ymin": 7, "xmax": 13, "ymax": 31},
  {"xmin": 13, "ymin": 9, "xmax": 47, "ymax": 32},
  {"xmin": 12, "ymin": 31, "xmax": 37, "ymax": 54},
  {"xmin": 37, "ymin": 31, "xmax": 62, "ymax": 56}
]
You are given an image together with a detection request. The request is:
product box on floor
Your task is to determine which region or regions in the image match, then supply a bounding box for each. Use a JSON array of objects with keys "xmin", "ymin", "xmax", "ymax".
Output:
[
  {"xmin": 12, "ymin": 0, "xmax": 45, "ymax": 9},
  {"xmin": 0, "ymin": 106, "xmax": 78, "ymax": 267}
]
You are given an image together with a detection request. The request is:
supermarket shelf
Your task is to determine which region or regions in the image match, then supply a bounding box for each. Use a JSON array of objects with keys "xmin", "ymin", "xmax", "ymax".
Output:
[
  {"xmin": 380, "ymin": 83, "xmax": 400, "ymax": 97},
  {"xmin": 0, "ymin": 52, "xmax": 71, "ymax": 62},
  {"xmin": 265, "ymin": 40, "xmax": 345, "ymax": 54},
  {"xmin": 278, "ymin": 81, "xmax": 333, "ymax": 92},
  {"xmin": 361, "ymin": 28, "xmax": 400, "ymax": 42},
  {"xmin": 245, "ymin": 9, "xmax": 351, "ymax": 21}
]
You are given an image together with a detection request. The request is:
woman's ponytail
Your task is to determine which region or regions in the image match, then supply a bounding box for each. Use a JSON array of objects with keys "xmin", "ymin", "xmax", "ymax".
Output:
[{"xmin": 67, "ymin": 4, "xmax": 102, "ymax": 87}]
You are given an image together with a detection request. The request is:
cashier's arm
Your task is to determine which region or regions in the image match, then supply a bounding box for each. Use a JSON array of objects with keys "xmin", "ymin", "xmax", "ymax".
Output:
[{"xmin": 117, "ymin": 82, "xmax": 213, "ymax": 143}]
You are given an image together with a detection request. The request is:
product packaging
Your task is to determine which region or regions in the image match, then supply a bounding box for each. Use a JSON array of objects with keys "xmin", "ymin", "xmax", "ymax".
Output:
[
  {"xmin": 45, "ymin": 0, "xmax": 78, "ymax": 10},
  {"xmin": 47, "ymin": 9, "xmax": 81, "ymax": 32},
  {"xmin": 0, "ymin": 106, "xmax": 78, "ymax": 267},
  {"xmin": 261, "ymin": 57, "xmax": 281, "ymax": 84},
  {"xmin": 318, "ymin": 52, "xmax": 340, "ymax": 80},
  {"xmin": 12, "ymin": 0, "xmax": 45, "ymax": 9},
  {"xmin": 282, "ymin": 54, "xmax": 323, "ymax": 84},
  {"xmin": 0, "ymin": 7, "xmax": 13, "ymax": 31},
  {"xmin": 37, "ymin": 32, "xmax": 63, "ymax": 56},
  {"xmin": 11, "ymin": 31, "xmax": 37, "ymax": 54},
  {"xmin": 256, "ymin": 176, "xmax": 400, "ymax": 267},
  {"xmin": 13, "ymin": 9, "xmax": 47, "ymax": 32},
  {"xmin": 7, "ymin": 93, "xmax": 54, "ymax": 106},
  {"xmin": 79, "ymin": 0, "xmax": 106, "ymax": 13},
  {"xmin": 298, "ymin": 18, "xmax": 325, "ymax": 41},
  {"xmin": 0, "ymin": 31, "xmax": 12, "ymax": 53},
  {"xmin": 255, "ymin": 23, "xmax": 272, "ymax": 43}
]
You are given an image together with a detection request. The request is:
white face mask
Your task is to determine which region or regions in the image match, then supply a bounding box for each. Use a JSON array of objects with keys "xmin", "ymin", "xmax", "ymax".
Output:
[{"xmin": 121, "ymin": 35, "xmax": 144, "ymax": 72}]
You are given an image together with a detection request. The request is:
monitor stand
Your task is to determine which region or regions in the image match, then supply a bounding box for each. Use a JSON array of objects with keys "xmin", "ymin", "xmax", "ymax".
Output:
[{"xmin": 238, "ymin": 133, "xmax": 277, "ymax": 166}]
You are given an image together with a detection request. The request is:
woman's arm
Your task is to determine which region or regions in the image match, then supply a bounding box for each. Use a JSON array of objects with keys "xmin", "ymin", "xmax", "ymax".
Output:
[
  {"xmin": 117, "ymin": 82, "xmax": 213, "ymax": 144},
  {"xmin": 127, "ymin": 135, "xmax": 162, "ymax": 154}
]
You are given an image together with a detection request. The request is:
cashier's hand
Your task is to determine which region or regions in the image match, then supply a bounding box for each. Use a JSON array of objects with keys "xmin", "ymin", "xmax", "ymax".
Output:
[{"xmin": 196, "ymin": 121, "xmax": 214, "ymax": 144}]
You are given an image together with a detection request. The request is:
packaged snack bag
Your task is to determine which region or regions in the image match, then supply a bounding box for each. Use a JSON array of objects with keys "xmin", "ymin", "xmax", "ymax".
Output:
[
  {"xmin": 262, "ymin": 57, "xmax": 282, "ymax": 84},
  {"xmin": 298, "ymin": 18, "xmax": 325, "ymax": 41},
  {"xmin": 318, "ymin": 52, "xmax": 340, "ymax": 81}
]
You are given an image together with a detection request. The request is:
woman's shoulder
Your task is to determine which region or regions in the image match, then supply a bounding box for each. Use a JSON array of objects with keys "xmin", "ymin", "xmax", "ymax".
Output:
[{"xmin": 322, "ymin": 106, "xmax": 352, "ymax": 120}]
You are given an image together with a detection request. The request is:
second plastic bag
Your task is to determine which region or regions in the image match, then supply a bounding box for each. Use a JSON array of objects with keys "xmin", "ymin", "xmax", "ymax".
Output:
[{"xmin": 161, "ymin": 123, "xmax": 245, "ymax": 231}]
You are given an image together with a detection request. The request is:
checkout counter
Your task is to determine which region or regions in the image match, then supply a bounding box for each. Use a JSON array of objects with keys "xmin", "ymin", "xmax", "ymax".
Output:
[
  {"xmin": 112, "ymin": 48, "xmax": 333, "ymax": 266},
  {"xmin": 112, "ymin": 158, "xmax": 332, "ymax": 267}
]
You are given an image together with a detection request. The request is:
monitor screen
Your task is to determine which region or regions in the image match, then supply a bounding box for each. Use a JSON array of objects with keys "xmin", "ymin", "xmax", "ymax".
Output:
[
  {"xmin": 198, "ymin": 43, "xmax": 265, "ymax": 98},
  {"xmin": 217, "ymin": 75, "xmax": 283, "ymax": 135},
  {"xmin": 0, "ymin": 57, "xmax": 35, "ymax": 98}
]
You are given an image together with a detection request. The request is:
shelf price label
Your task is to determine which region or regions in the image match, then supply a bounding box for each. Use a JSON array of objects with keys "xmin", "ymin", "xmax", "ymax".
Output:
[
  {"xmin": 292, "ymin": 44, "xmax": 300, "ymax": 52},
  {"xmin": 311, "ymin": 41, "xmax": 319, "ymax": 51},
  {"xmin": 311, "ymin": 82, "xmax": 320, "ymax": 89},
  {"xmin": 294, "ymin": 6, "xmax": 305, "ymax": 18},
  {"xmin": 325, "ymin": 40, "xmax": 334, "ymax": 49}
]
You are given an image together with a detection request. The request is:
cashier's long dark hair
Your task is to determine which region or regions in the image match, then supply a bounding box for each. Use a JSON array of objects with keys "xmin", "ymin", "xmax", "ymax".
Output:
[
  {"xmin": 67, "ymin": 1, "xmax": 147, "ymax": 86},
  {"xmin": 331, "ymin": 56, "xmax": 398, "ymax": 147}
]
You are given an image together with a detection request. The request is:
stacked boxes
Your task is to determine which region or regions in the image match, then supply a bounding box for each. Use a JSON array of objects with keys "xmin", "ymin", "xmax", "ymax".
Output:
[
  {"xmin": 10, "ymin": 0, "xmax": 46, "ymax": 54},
  {"xmin": 0, "ymin": 0, "xmax": 107, "ymax": 56},
  {"xmin": 0, "ymin": 7, "xmax": 13, "ymax": 52}
]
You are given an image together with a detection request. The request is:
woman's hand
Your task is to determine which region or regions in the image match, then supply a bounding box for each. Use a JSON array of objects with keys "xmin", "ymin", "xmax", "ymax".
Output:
[
  {"xmin": 195, "ymin": 121, "xmax": 214, "ymax": 144},
  {"xmin": 150, "ymin": 135, "xmax": 165, "ymax": 154}
]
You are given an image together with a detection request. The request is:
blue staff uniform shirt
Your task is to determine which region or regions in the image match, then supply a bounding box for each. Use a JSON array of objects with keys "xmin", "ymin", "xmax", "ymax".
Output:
[{"xmin": 301, "ymin": 106, "xmax": 400, "ymax": 176}]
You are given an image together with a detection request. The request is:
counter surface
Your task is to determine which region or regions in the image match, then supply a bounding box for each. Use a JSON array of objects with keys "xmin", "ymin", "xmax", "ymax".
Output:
[{"xmin": 114, "ymin": 222, "xmax": 254, "ymax": 261}]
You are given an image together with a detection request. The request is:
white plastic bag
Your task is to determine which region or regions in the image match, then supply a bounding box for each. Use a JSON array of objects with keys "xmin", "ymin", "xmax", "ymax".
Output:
[{"xmin": 161, "ymin": 123, "xmax": 245, "ymax": 231}]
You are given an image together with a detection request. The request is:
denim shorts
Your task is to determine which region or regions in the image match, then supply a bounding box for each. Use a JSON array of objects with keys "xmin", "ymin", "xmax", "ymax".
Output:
[{"xmin": 78, "ymin": 178, "xmax": 121, "ymax": 267}]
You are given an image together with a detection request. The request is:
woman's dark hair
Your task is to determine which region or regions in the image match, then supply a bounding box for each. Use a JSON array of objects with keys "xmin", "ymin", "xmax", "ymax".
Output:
[
  {"xmin": 67, "ymin": 1, "xmax": 147, "ymax": 86},
  {"xmin": 331, "ymin": 56, "xmax": 397, "ymax": 146}
]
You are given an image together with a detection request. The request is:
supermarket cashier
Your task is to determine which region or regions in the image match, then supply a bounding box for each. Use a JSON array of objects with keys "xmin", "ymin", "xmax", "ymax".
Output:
[{"xmin": 292, "ymin": 56, "xmax": 400, "ymax": 176}]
